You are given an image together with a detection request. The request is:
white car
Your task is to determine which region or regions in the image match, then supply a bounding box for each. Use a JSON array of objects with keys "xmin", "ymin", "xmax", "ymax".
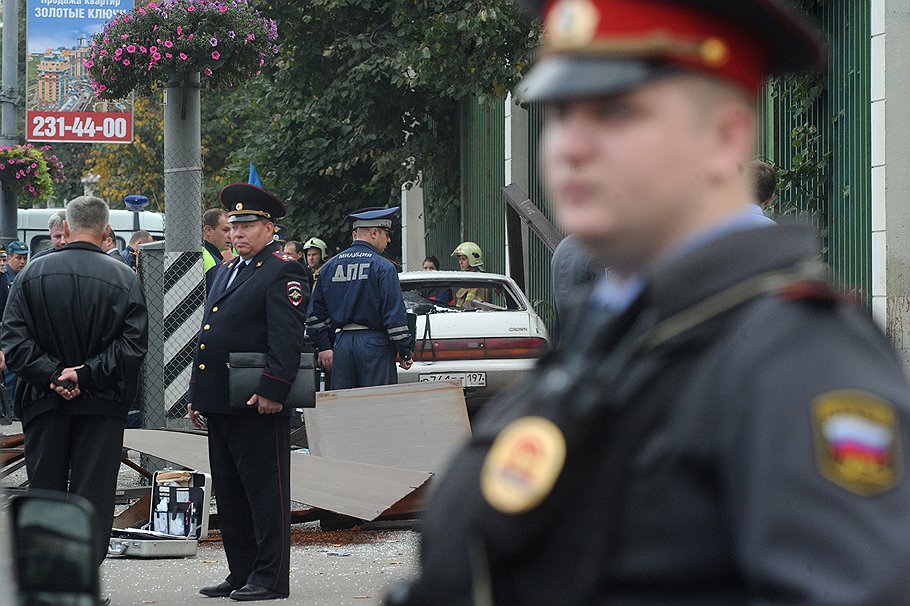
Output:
[{"xmin": 397, "ymin": 271, "xmax": 550, "ymax": 418}]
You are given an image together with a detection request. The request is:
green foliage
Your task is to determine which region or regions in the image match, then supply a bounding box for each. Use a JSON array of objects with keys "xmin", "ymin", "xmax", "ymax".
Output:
[
  {"xmin": 227, "ymin": 0, "xmax": 538, "ymax": 253},
  {"xmin": 85, "ymin": 94, "xmax": 165, "ymax": 211},
  {"xmin": 768, "ymin": 74, "xmax": 831, "ymax": 218},
  {"xmin": 86, "ymin": 0, "xmax": 279, "ymax": 100},
  {"xmin": 82, "ymin": 84, "xmax": 256, "ymax": 213}
]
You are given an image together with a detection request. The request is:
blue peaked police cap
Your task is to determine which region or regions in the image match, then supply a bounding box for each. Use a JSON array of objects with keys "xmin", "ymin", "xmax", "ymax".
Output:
[{"xmin": 346, "ymin": 206, "xmax": 400, "ymax": 229}]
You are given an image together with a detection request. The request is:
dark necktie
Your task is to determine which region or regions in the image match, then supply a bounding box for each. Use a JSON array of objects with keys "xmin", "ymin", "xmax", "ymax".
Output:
[{"xmin": 227, "ymin": 260, "xmax": 247, "ymax": 289}]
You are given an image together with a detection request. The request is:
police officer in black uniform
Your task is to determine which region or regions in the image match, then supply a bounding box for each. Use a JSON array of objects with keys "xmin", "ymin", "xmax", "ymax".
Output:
[
  {"xmin": 390, "ymin": 1, "xmax": 910, "ymax": 604},
  {"xmin": 188, "ymin": 183, "xmax": 307, "ymax": 602}
]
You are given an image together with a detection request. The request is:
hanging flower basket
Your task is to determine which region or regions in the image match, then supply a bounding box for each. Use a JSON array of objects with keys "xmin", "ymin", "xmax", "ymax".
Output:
[
  {"xmin": 0, "ymin": 145, "xmax": 65, "ymax": 206},
  {"xmin": 85, "ymin": 0, "xmax": 279, "ymax": 100}
]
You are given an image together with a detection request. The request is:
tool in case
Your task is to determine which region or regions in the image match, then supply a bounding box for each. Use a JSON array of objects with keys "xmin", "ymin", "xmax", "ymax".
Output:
[{"xmin": 108, "ymin": 470, "xmax": 211, "ymax": 558}]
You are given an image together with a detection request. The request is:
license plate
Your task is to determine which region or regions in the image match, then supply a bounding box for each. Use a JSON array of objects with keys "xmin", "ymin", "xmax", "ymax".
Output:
[{"xmin": 418, "ymin": 372, "xmax": 486, "ymax": 387}]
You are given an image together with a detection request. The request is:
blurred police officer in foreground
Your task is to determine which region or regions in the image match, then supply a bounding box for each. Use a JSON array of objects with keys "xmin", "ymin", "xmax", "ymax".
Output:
[
  {"xmin": 187, "ymin": 184, "xmax": 307, "ymax": 602},
  {"xmin": 391, "ymin": 1, "xmax": 910, "ymax": 604},
  {"xmin": 306, "ymin": 208, "xmax": 412, "ymax": 389}
]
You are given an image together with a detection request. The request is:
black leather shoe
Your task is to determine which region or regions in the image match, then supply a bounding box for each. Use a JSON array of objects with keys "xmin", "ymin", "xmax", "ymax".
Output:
[
  {"xmin": 200, "ymin": 581, "xmax": 238, "ymax": 598},
  {"xmin": 229, "ymin": 584, "xmax": 282, "ymax": 601},
  {"xmin": 99, "ymin": 596, "xmax": 111, "ymax": 606}
]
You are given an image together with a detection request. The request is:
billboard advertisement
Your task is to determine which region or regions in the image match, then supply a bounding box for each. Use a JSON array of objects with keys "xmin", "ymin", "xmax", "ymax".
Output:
[{"xmin": 26, "ymin": 0, "xmax": 134, "ymax": 144}]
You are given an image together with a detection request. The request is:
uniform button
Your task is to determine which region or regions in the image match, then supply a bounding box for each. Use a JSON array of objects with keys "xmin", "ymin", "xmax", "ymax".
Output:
[
  {"xmin": 204, "ymin": 324, "xmax": 210, "ymax": 330},
  {"xmin": 199, "ymin": 344, "xmax": 206, "ymax": 351},
  {"xmin": 198, "ymin": 364, "xmax": 206, "ymax": 370},
  {"xmin": 212, "ymin": 306, "xmax": 219, "ymax": 312}
]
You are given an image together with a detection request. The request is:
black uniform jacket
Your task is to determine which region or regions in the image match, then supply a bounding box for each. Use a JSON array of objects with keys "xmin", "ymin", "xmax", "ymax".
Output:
[
  {"xmin": 0, "ymin": 242, "xmax": 148, "ymax": 425},
  {"xmin": 189, "ymin": 242, "xmax": 307, "ymax": 415},
  {"xmin": 411, "ymin": 224, "xmax": 910, "ymax": 605}
]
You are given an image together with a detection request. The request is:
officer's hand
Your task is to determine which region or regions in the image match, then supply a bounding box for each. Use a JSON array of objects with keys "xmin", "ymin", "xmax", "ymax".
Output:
[
  {"xmin": 0, "ymin": 350, "xmax": 5, "ymax": 371},
  {"xmin": 187, "ymin": 403, "xmax": 206, "ymax": 429},
  {"xmin": 248, "ymin": 394, "xmax": 283, "ymax": 414},
  {"xmin": 51, "ymin": 366, "xmax": 83, "ymax": 400},
  {"xmin": 399, "ymin": 357, "xmax": 413, "ymax": 371},
  {"xmin": 317, "ymin": 350, "xmax": 333, "ymax": 372}
]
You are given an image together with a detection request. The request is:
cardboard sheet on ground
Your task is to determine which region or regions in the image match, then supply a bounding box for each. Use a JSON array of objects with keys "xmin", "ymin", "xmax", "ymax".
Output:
[
  {"xmin": 121, "ymin": 381, "xmax": 469, "ymax": 519},
  {"xmin": 304, "ymin": 380, "xmax": 471, "ymax": 474},
  {"xmin": 121, "ymin": 424, "xmax": 444, "ymax": 520},
  {"xmin": 290, "ymin": 453, "xmax": 432, "ymax": 520}
]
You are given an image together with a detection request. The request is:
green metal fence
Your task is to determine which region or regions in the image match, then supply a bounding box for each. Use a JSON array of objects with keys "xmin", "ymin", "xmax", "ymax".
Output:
[
  {"xmin": 432, "ymin": 0, "xmax": 872, "ymax": 315},
  {"xmin": 459, "ymin": 98, "xmax": 507, "ymax": 275},
  {"xmin": 761, "ymin": 0, "xmax": 871, "ymax": 297}
]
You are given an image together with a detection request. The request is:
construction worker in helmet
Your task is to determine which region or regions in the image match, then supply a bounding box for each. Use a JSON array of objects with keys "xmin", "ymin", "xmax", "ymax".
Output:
[
  {"xmin": 451, "ymin": 241, "xmax": 489, "ymax": 308},
  {"xmin": 303, "ymin": 237, "xmax": 328, "ymax": 287}
]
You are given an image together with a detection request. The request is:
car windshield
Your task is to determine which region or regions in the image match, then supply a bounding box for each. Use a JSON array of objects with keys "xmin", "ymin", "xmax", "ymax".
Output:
[{"xmin": 401, "ymin": 280, "xmax": 525, "ymax": 312}]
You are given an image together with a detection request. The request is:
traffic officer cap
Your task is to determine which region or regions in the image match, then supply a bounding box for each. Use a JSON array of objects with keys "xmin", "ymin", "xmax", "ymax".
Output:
[
  {"xmin": 7, "ymin": 241, "xmax": 29, "ymax": 256},
  {"xmin": 219, "ymin": 183, "xmax": 287, "ymax": 223},
  {"xmin": 347, "ymin": 207, "xmax": 400, "ymax": 230},
  {"xmin": 0, "ymin": 244, "xmax": 6, "ymax": 259},
  {"xmin": 514, "ymin": 0, "xmax": 827, "ymax": 103}
]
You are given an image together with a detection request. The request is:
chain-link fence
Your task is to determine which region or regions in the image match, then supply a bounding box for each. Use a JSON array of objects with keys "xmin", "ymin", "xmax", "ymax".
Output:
[{"xmin": 136, "ymin": 140, "xmax": 205, "ymax": 430}]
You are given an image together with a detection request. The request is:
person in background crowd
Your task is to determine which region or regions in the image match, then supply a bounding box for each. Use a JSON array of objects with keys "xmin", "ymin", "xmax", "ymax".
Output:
[
  {"xmin": 102, "ymin": 227, "xmax": 126, "ymax": 262},
  {"xmin": 3, "ymin": 241, "xmax": 30, "ymax": 405},
  {"xmin": 121, "ymin": 230, "xmax": 153, "ymax": 271},
  {"xmin": 420, "ymin": 256, "xmax": 454, "ymax": 306},
  {"xmin": 306, "ymin": 208, "xmax": 412, "ymax": 389},
  {"xmin": 451, "ymin": 242, "xmax": 488, "ymax": 308},
  {"xmin": 0, "ymin": 246, "xmax": 8, "ymax": 318},
  {"xmin": 188, "ymin": 184, "xmax": 307, "ymax": 602},
  {"xmin": 202, "ymin": 208, "xmax": 232, "ymax": 295},
  {"xmin": 30, "ymin": 210, "xmax": 67, "ymax": 260},
  {"xmin": 393, "ymin": 1, "xmax": 910, "ymax": 605},
  {"xmin": 283, "ymin": 240, "xmax": 303, "ymax": 261},
  {"xmin": 6, "ymin": 241, "xmax": 29, "ymax": 282},
  {"xmin": 284, "ymin": 241, "xmax": 315, "ymax": 291},
  {"xmin": 303, "ymin": 237, "xmax": 328, "ymax": 286},
  {"xmin": 550, "ymin": 234, "xmax": 605, "ymax": 339},
  {"xmin": 0, "ymin": 196, "xmax": 147, "ymax": 606},
  {"xmin": 753, "ymin": 159, "xmax": 778, "ymax": 213}
]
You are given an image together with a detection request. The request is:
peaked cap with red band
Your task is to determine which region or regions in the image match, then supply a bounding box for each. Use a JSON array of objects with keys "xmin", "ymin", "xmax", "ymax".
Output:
[
  {"xmin": 515, "ymin": 0, "xmax": 827, "ymax": 102},
  {"xmin": 220, "ymin": 183, "xmax": 287, "ymax": 223}
]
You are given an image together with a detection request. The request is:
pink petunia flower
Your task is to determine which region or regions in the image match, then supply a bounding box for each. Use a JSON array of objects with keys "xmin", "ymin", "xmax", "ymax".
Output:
[
  {"xmin": 123, "ymin": 59, "xmax": 130, "ymax": 66},
  {"xmin": 179, "ymin": 53, "xmax": 188, "ymax": 60},
  {"xmin": 164, "ymin": 40, "xmax": 173, "ymax": 48},
  {"xmin": 204, "ymin": 67, "xmax": 213, "ymax": 76},
  {"xmin": 211, "ymin": 51, "xmax": 220, "ymax": 60},
  {"xmin": 127, "ymin": 45, "xmax": 136, "ymax": 53}
]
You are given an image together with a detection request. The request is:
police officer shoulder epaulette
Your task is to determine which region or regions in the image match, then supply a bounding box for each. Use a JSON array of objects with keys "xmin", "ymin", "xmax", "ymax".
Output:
[
  {"xmin": 272, "ymin": 251, "xmax": 293, "ymax": 262},
  {"xmin": 778, "ymin": 279, "xmax": 841, "ymax": 306}
]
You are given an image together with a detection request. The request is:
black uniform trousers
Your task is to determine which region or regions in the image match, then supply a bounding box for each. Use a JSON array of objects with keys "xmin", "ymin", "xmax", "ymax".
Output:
[
  {"xmin": 23, "ymin": 410, "xmax": 125, "ymax": 567},
  {"xmin": 206, "ymin": 413, "xmax": 291, "ymax": 597}
]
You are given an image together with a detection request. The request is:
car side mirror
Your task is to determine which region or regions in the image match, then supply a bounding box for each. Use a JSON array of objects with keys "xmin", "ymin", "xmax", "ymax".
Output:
[{"xmin": 11, "ymin": 491, "xmax": 99, "ymax": 606}]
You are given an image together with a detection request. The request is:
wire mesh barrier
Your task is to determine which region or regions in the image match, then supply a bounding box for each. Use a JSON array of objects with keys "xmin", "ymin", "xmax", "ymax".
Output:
[
  {"xmin": 138, "ymin": 244, "xmax": 206, "ymax": 430},
  {"xmin": 137, "ymin": 139, "xmax": 205, "ymax": 430}
]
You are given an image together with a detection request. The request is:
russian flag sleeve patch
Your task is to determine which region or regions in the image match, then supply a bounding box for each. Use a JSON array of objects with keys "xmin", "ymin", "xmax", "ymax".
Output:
[{"xmin": 813, "ymin": 390, "xmax": 903, "ymax": 496}]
